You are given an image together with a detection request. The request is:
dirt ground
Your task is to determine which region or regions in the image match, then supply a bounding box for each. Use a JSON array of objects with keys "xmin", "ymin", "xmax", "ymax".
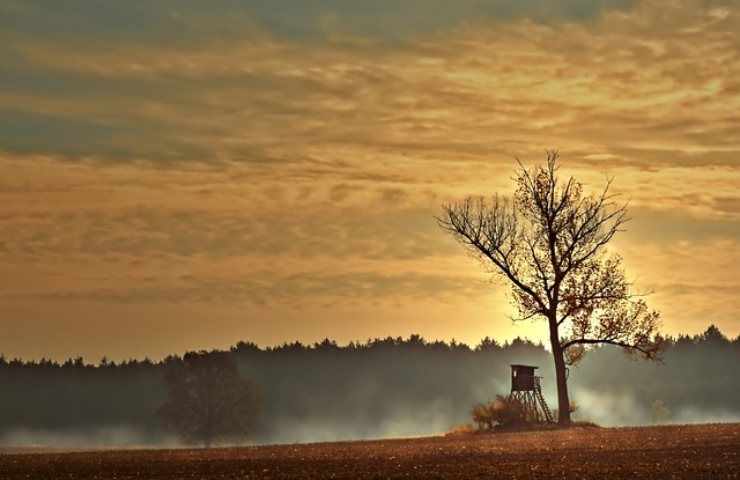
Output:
[{"xmin": 1, "ymin": 423, "xmax": 737, "ymax": 479}]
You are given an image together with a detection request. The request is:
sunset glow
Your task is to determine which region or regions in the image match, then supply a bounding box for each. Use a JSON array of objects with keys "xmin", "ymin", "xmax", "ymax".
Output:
[{"xmin": 0, "ymin": 0, "xmax": 738, "ymax": 361}]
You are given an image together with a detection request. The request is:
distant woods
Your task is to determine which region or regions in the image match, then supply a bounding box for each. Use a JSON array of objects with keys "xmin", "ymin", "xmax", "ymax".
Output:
[{"xmin": 0, "ymin": 326, "xmax": 737, "ymax": 445}]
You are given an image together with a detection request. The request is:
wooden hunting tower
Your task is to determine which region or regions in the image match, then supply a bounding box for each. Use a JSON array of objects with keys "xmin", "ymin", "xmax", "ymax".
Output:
[{"xmin": 509, "ymin": 364, "xmax": 554, "ymax": 423}]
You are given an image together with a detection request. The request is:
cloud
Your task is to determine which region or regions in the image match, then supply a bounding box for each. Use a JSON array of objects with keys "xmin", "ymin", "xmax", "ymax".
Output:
[
  {"xmin": 0, "ymin": 1, "xmax": 636, "ymax": 46},
  {"xmin": 27, "ymin": 271, "xmax": 490, "ymax": 306},
  {"xmin": 0, "ymin": 0, "xmax": 737, "ymax": 358},
  {"xmin": 0, "ymin": 0, "xmax": 736, "ymax": 171},
  {"xmin": 0, "ymin": 109, "xmax": 114, "ymax": 155}
]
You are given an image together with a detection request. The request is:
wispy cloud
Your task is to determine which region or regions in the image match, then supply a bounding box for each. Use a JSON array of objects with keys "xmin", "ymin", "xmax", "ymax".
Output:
[{"xmin": 0, "ymin": 0, "xmax": 737, "ymax": 359}]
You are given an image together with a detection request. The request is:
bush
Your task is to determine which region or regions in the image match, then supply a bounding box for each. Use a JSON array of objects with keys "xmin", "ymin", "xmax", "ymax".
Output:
[
  {"xmin": 471, "ymin": 402, "xmax": 495, "ymax": 430},
  {"xmin": 471, "ymin": 395, "xmax": 526, "ymax": 430},
  {"xmin": 446, "ymin": 423, "xmax": 477, "ymax": 435}
]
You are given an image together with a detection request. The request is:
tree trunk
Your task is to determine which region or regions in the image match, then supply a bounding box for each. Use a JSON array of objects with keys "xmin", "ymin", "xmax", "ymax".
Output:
[
  {"xmin": 552, "ymin": 344, "xmax": 571, "ymax": 424},
  {"xmin": 548, "ymin": 314, "xmax": 571, "ymax": 424}
]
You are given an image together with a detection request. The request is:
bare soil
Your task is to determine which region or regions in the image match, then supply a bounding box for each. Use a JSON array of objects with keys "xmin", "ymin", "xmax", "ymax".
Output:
[{"xmin": 1, "ymin": 423, "xmax": 737, "ymax": 479}]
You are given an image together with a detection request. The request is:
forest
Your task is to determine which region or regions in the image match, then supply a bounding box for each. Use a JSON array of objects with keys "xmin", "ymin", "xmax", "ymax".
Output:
[{"xmin": 0, "ymin": 325, "xmax": 737, "ymax": 446}]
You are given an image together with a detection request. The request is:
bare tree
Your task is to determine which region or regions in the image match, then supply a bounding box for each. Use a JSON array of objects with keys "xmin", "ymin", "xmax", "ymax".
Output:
[
  {"xmin": 158, "ymin": 351, "xmax": 260, "ymax": 447},
  {"xmin": 437, "ymin": 151, "xmax": 661, "ymax": 424}
]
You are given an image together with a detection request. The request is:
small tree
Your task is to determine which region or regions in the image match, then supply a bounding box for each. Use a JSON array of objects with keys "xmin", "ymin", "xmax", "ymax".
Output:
[
  {"xmin": 438, "ymin": 152, "xmax": 661, "ymax": 424},
  {"xmin": 158, "ymin": 351, "xmax": 260, "ymax": 447}
]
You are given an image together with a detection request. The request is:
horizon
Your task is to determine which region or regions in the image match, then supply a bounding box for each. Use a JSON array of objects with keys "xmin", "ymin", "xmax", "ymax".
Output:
[{"xmin": 2, "ymin": 323, "xmax": 733, "ymax": 364}]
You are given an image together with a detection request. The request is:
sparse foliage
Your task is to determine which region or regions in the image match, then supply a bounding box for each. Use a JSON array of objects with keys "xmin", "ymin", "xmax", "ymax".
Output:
[
  {"xmin": 447, "ymin": 423, "xmax": 478, "ymax": 435},
  {"xmin": 471, "ymin": 395, "xmax": 527, "ymax": 430},
  {"xmin": 438, "ymin": 151, "xmax": 662, "ymax": 424},
  {"xmin": 158, "ymin": 351, "xmax": 260, "ymax": 447},
  {"xmin": 552, "ymin": 400, "xmax": 580, "ymax": 423},
  {"xmin": 471, "ymin": 402, "xmax": 496, "ymax": 430}
]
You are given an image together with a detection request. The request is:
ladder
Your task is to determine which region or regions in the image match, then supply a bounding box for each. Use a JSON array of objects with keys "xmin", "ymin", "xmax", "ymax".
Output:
[{"xmin": 534, "ymin": 377, "xmax": 554, "ymax": 423}]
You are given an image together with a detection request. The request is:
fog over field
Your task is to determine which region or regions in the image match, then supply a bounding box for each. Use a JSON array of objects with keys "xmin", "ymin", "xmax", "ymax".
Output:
[{"xmin": 1, "ymin": 326, "xmax": 736, "ymax": 447}]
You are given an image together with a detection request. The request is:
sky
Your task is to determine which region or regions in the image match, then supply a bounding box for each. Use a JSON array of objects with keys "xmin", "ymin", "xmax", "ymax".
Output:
[{"xmin": 0, "ymin": 0, "xmax": 738, "ymax": 361}]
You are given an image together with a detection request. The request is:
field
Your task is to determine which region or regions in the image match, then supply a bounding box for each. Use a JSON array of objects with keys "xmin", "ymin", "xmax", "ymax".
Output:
[{"xmin": 1, "ymin": 423, "xmax": 737, "ymax": 479}]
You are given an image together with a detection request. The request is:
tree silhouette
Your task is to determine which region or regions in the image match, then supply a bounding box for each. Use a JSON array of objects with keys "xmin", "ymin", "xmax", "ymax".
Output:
[
  {"xmin": 158, "ymin": 351, "xmax": 260, "ymax": 447},
  {"xmin": 437, "ymin": 151, "xmax": 662, "ymax": 424}
]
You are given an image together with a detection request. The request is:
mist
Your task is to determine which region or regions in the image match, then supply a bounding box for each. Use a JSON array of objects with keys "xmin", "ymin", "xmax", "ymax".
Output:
[
  {"xmin": 0, "ymin": 326, "xmax": 737, "ymax": 447},
  {"xmin": 0, "ymin": 426, "xmax": 178, "ymax": 449}
]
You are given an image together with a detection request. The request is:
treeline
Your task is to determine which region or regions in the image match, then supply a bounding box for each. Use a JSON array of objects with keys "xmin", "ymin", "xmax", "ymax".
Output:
[
  {"xmin": 0, "ymin": 325, "xmax": 737, "ymax": 445},
  {"xmin": 0, "ymin": 335, "xmax": 545, "ymax": 369}
]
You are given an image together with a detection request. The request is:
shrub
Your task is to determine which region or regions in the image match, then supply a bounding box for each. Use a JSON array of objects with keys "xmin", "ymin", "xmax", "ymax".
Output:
[
  {"xmin": 446, "ymin": 423, "xmax": 477, "ymax": 435},
  {"xmin": 471, "ymin": 395, "xmax": 527, "ymax": 430},
  {"xmin": 471, "ymin": 402, "xmax": 495, "ymax": 430}
]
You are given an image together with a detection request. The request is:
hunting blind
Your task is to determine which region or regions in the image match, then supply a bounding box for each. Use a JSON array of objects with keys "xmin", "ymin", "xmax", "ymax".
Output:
[{"xmin": 509, "ymin": 364, "xmax": 554, "ymax": 423}]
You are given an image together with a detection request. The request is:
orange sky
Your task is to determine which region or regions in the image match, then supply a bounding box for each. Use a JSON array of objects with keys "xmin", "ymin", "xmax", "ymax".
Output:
[{"xmin": 0, "ymin": 0, "xmax": 738, "ymax": 361}]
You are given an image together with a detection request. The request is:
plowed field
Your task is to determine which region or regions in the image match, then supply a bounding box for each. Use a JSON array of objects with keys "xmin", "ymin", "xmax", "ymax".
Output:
[{"xmin": 1, "ymin": 423, "xmax": 737, "ymax": 479}]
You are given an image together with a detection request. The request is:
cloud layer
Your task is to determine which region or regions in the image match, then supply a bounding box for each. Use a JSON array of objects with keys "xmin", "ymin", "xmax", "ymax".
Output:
[{"xmin": 0, "ymin": 0, "xmax": 738, "ymax": 360}]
